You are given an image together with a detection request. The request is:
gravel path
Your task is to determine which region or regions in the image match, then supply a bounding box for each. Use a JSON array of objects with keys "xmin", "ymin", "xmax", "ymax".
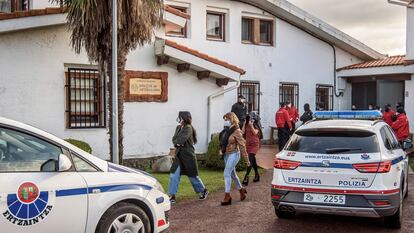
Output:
[{"xmin": 168, "ymin": 170, "xmax": 414, "ymax": 233}]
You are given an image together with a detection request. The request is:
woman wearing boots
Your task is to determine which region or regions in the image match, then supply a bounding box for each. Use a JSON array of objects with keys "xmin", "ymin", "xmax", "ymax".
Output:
[
  {"xmin": 219, "ymin": 112, "xmax": 250, "ymax": 206},
  {"xmin": 168, "ymin": 111, "xmax": 209, "ymax": 204},
  {"xmin": 242, "ymin": 113, "xmax": 263, "ymax": 186}
]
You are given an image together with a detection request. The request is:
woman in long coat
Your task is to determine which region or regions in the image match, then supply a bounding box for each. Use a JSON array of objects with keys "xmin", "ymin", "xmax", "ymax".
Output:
[{"xmin": 168, "ymin": 111, "xmax": 208, "ymax": 204}]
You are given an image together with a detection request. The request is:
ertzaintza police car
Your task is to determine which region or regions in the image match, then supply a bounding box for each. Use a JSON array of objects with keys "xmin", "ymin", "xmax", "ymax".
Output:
[
  {"xmin": 0, "ymin": 117, "xmax": 170, "ymax": 233},
  {"xmin": 271, "ymin": 111, "xmax": 410, "ymax": 229}
]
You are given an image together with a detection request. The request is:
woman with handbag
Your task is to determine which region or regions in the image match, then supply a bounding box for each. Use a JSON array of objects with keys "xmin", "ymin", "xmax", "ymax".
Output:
[
  {"xmin": 219, "ymin": 112, "xmax": 250, "ymax": 206},
  {"xmin": 168, "ymin": 111, "xmax": 209, "ymax": 204}
]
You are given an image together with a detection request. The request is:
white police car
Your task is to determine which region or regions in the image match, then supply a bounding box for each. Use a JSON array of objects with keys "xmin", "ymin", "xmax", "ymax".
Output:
[
  {"xmin": 271, "ymin": 111, "xmax": 409, "ymax": 228},
  {"xmin": 0, "ymin": 117, "xmax": 170, "ymax": 233}
]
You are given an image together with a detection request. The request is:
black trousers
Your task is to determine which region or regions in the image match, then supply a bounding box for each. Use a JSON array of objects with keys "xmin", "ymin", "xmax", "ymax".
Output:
[
  {"xmin": 278, "ymin": 126, "xmax": 290, "ymax": 151},
  {"xmin": 245, "ymin": 153, "xmax": 258, "ymax": 176},
  {"xmin": 290, "ymin": 121, "xmax": 296, "ymax": 135}
]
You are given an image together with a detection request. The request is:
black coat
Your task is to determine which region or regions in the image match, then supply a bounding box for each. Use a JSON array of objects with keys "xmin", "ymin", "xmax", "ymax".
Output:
[
  {"xmin": 170, "ymin": 125, "xmax": 199, "ymax": 177},
  {"xmin": 300, "ymin": 110, "xmax": 313, "ymax": 124},
  {"xmin": 231, "ymin": 102, "xmax": 247, "ymax": 123}
]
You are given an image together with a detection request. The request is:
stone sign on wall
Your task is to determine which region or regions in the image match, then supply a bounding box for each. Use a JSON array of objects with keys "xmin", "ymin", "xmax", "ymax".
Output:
[{"xmin": 124, "ymin": 71, "xmax": 168, "ymax": 102}]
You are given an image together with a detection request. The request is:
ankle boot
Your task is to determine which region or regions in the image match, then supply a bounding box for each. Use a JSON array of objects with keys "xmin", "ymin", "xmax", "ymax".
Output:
[
  {"xmin": 221, "ymin": 193, "xmax": 232, "ymax": 206},
  {"xmin": 253, "ymin": 174, "xmax": 260, "ymax": 183},
  {"xmin": 239, "ymin": 188, "xmax": 247, "ymax": 201},
  {"xmin": 242, "ymin": 175, "xmax": 249, "ymax": 186}
]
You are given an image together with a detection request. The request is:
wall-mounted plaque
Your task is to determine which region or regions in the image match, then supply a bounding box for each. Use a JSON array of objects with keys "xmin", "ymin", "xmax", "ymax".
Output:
[{"xmin": 125, "ymin": 71, "xmax": 168, "ymax": 102}]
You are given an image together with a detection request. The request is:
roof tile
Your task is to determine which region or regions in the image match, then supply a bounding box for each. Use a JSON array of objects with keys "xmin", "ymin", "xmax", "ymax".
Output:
[
  {"xmin": 338, "ymin": 55, "xmax": 408, "ymax": 71},
  {"xmin": 164, "ymin": 39, "xmax": 246, "ymax": 75}
]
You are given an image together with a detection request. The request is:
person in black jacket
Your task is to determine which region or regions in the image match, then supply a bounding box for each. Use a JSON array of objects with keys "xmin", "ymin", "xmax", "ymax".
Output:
[
  {"xmin": 231, "ymin": 95, "xmax": 247, "ymax": 128},
  {"xmin": 300, "ymin": 103, "xmax": 313, "ymax": 124},
  {"xmin": 168, "ymin": 111, "xmax": 208, "ymax": 204}
]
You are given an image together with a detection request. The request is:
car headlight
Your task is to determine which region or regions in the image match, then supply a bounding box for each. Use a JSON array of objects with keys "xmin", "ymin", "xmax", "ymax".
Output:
[{"xmin": 154, "ymin": 180, "xmax": 165, "ymax": 193}]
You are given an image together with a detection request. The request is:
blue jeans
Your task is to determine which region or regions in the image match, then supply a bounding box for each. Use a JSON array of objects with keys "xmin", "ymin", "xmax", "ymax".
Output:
[
  {"xmin": 168, "ymin": 165, "xmax": 206, "ymax": 195},
  {"xmin": 224, "ymin": 152, "xmax": 242, "ymax": 193}
]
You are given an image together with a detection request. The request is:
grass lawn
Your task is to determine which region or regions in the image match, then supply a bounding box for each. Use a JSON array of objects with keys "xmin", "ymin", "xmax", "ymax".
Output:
[
  {"xmin": 152, "ymin": 168, "xmax": 262, "ymax": 201},
  {"xmin": 409, "ymin": 156, "xmax": 414, "ymax": 170}
]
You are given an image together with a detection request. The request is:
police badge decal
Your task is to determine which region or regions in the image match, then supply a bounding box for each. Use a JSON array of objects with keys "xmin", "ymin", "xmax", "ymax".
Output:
[{"xmin": 1, "ymin": 182, "xmax": 55, "ymax": 226}]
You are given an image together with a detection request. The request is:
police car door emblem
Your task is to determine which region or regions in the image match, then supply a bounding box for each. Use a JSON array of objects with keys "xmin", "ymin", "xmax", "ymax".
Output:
[
  {"xmin": 1, "ymin": 182, "xmax": 55, "ymax": 226},
  {"xmin": 321, "ymin": 160, "xmax": 330, "ymax": 167}
]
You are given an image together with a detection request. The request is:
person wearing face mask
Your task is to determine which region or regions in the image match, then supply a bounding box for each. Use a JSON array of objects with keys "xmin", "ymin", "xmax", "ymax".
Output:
[
  {"xmin": 300, "ymin": 103, "xmax": 313, "ymax": 124},
  {"xmin": 168, "ymin": 111, "xmax": 208, "ymax": 204},
  {"xmin": 219, "ymin": 112, "xmax": 250, "ymax": 206},
  {"xmin": 391, "ymin": 107, "xmax": 410, "ymax": 145},
  {"xmin": 383, "ymin": 104, "xmax": 395, "ymax": 126},
  {"xmin": 231, "ymin": 95, "xmax": 247, "ymax": 129}
]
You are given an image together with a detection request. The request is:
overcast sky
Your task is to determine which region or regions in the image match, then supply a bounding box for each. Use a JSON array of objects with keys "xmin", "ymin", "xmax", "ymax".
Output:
[{"xmin": 288, "ymin": 0, "xmax": 406, "ymax": 56}]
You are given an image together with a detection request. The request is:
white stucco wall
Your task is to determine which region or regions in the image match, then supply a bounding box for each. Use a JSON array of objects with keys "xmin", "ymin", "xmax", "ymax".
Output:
[
  {"xmin": 165, "ymin": 0, "xmax": 362, "ymax": 138},
  {"xmin": 405, "ymin": 77, "xmax": 414, "ymax": 133},
  {"xmin": 407, "ymin": 7, "xmax": 414, "ymax": 60},
  {"xmin": 0, "ymin": 0, "xmax": 369, "ymax": 159},
  {"xmin": 0, "ymin": 26, "xmax": 109, "ymax": 158},
  {"xmin": 32, "ymin": 0, "xmax": 57, "ymax": 9}
]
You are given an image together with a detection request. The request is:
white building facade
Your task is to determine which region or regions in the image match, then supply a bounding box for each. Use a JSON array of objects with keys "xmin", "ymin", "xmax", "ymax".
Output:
[
  {"xmin": 338, "ymin": 0, "xmax": 414, "ymax": 133},
  {"xmin": 0, "ymin": 0, "xmax": 383, "ymax": 160}
]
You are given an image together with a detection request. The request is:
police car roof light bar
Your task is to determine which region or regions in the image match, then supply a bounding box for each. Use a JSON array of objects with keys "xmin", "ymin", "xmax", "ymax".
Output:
[{"xmin": 314, "ymin": 111, "xmax": 383, "ymax": 120}]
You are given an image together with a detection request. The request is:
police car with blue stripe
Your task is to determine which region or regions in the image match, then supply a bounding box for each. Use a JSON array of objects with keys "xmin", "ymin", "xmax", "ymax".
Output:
[
  {"xmin": 0, "ymin": 117, "xmax": 170, "ymax": 233},
  {"xmin": 271, "ymin": 111, "xmax": 410, "ymax": 228}
]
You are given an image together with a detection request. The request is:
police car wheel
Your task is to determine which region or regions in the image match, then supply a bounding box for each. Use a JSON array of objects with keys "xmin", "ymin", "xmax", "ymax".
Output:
[
  {"xmin": 275, "ymin": 206, "xmax": 296, "ymax": 219},
  {"xmin": 96, "ymin": 202, "xmax": 151, "ymax": 233},
  {"xmin": 384, "ymin": 188, "xmax": 403, "ymax": 229}
]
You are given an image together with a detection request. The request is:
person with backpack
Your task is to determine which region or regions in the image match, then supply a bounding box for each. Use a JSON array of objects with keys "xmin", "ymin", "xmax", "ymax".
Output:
[
  {"xmin": 168, "ymin": 111, "xmax": 209, "ymax": 204},
  {"xmin": 219, "ymin": 112, "xmax": 250, "ymax": 206},
  {"xmin": 242, "ymin": 112, "xmax": 263, "ymax": 186}
]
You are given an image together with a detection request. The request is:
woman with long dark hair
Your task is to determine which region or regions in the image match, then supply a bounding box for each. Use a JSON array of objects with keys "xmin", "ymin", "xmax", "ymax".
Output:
[
  {"xmin": 168, "ymin": 111, "xmax": 208, "ymax": 204},
  {"xmin": 242, "ymin": 112, "xmax": 263, "ymax": 186},
  {"xmin": 219, "ymin": 112, "xmax": 250, "ymax": 206}
]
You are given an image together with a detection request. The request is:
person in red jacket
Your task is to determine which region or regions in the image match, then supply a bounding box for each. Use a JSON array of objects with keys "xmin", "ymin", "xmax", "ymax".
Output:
[
  {"xmin": 383, "ymin": 104, "xmax": 395, "ymax": 126},
  {"xmin": 286, "ymin": 102, "xmax": 299, "ymax": 135},
  {"xmin": 242, "ymin": 113, "xmax": 263, "ymax": 186},
  {"xmin": 391, "ymin": 108, "xmax": 410, "ymax": 144},
  {"xmin": 276, "ymin": 103, "xmax": 292, "ymax": 151}
]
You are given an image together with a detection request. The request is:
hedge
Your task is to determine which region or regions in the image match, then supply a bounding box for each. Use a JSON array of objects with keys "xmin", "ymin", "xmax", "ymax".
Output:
[{"xmin": 65, "ymin": 139, "xmax": 93, "ymax": 154}]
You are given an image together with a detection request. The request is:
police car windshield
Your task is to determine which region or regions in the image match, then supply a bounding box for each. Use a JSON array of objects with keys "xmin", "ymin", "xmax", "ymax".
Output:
[{"xmin": 287, "ymin": 130, "xmax": 379, "ymax": 154}]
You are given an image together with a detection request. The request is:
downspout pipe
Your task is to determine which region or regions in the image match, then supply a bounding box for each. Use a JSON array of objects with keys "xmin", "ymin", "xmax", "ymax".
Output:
[{"xmin": 207, "ymin": 75, "xmax": 241, "ymax": 144}]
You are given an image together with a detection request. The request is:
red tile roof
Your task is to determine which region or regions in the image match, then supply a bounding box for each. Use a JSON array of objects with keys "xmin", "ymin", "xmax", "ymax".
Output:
[
  {"xmin": 0, "ymin": 7, "xmax": 67, "ymax": 20},
  {"xmin": 164, "ymin": 5, "xmax": 190, "ymax": 19},
  {"xmin": 165, "ymin": 39, "xmax": 246, "ymax": 75},
  {"xmin": 338, "ymin": 55, "xmax": 409, "ymax": 71}
]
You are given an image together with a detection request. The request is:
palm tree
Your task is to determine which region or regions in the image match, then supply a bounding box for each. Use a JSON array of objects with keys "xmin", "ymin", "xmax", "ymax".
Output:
[{"xmin": 58, "ymin": 0, "xmax": 163, "ymax": 163}]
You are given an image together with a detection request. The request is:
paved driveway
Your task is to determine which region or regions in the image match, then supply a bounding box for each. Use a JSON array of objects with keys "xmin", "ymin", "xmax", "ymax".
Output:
[{"xmin": 168, "ymin": 170, "xmax": 414, "ymax": 233}]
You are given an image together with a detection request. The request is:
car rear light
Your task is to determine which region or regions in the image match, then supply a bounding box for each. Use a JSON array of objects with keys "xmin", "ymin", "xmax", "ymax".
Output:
[
  {"xmin": 272, "ymin": 195, "xmax": 282, "ymax": 200},
  {"xmin": 158, "ymin": 219, "xmax": 166, "ymax": 227},
  {"xmin": 274, "ymin": 158, "xmax": 302, "ymax": 170},
  {"xmin": 372, "ymin": 200, "xmax": 391, "ymax": 206},
  {"xmin": 352, "ymin": 161, "xmax": 391, "ymax": 173}
]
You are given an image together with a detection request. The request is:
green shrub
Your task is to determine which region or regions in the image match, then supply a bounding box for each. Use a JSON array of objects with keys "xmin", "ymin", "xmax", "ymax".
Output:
[
  {"xmin": 65, "ymin": 139, "xmax": 92, "ymax": 154},
  {"xmin": 205, "ymin": 134, "xmax": 247, "ymax": 171}
]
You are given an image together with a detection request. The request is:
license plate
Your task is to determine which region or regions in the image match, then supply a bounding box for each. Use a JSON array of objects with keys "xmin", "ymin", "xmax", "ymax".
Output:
[{"xmin": 303, "ymin": 193, "xmax": 346, "ymax": 205}]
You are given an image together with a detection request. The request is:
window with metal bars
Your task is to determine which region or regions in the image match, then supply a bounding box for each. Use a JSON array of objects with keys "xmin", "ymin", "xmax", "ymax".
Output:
[
  {"xmin": 279, "ymin": 83, "xmax": 299, "ymax": 107},
  {"xmin": 238, "ymin": 82, "xmax": 260, "ymax": 114},
  {"xmin": 65, "ymin": 68, "xmax": 106, "ymax": 129},
  {"xmin": 316, "ymin": 84, "xmax": 333, "ymax": 111},
  {"xmin": 0, "ymin": 0, "xmax": 29, "ymax": 13}
]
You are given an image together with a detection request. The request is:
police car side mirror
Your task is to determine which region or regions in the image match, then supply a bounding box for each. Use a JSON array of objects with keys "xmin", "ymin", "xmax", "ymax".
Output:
[{"xmin": 58, "ymin": 154, "xmax": 73, "ymax": 172}]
